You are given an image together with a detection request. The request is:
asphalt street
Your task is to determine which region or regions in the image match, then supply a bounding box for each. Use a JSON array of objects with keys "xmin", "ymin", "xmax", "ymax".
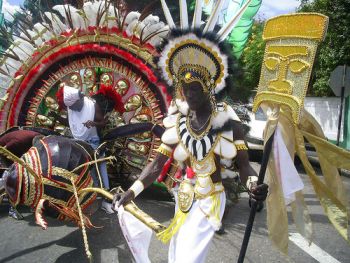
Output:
[{"xmin": 0, "ymin": 162, "xmax": 349, "ymax": 263}]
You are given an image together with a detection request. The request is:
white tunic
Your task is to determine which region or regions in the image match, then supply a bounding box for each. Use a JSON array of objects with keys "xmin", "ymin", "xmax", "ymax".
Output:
[{"xmin": 68, "ymin": 97, "xmax": 98, "ymax": 141}]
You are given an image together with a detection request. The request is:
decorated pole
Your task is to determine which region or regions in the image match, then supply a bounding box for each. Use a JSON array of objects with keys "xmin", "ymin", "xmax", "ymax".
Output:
[
  {"xmin": 238, "ymin": 13, "xmax": 332, "ymax": 259},
  {"xmin": 237, "ymin": 130, "xmax": 275, "ymax": 263}
]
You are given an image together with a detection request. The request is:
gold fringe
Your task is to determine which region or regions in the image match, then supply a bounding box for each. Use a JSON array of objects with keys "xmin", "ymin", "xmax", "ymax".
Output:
[
  {"xmin": 70, "ymin": 177, "xmax": 93, "ymax": 262},
  {"xmin": 157, "ymin": 209, "xmax": 189, "ymax": 244}
]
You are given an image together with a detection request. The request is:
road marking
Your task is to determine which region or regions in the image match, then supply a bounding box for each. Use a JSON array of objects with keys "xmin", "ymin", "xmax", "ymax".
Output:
[{"xmin": 289, "ymin": 232, "xmax": 341, "ymax": 263}]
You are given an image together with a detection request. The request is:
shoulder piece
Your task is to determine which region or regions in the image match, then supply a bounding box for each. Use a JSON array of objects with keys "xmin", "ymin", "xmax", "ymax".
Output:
[
  {"xmin": 163, "ymin": 113, "xmax": 179, "ymax": 128},
  {"xmin": 161, "ymin": 126, "xmax": 179, "ymax": 145},
  {"xmin": 214, "ymin": 132, "xmax": 237, "ymax": 160},
  {"xmin": 212, "ymin": 102, "xmax": 241, "ymax": 129}
]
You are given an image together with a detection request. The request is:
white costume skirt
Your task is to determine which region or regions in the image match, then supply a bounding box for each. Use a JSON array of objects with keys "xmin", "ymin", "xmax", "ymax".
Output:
[{"xmin": 168, "ymin": 191, "xmax": 226, "ymax": 263}]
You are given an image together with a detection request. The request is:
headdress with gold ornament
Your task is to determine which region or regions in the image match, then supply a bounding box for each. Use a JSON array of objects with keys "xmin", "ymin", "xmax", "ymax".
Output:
[{"xmin": 157, "ymin": 0, "xmax": 261, "ymax": 101}]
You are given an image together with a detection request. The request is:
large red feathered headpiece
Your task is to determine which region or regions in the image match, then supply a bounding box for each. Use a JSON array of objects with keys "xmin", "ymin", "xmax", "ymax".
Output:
[{"xmin": 95, "ymin": 84, "xmax": 125, "ymax": 113}]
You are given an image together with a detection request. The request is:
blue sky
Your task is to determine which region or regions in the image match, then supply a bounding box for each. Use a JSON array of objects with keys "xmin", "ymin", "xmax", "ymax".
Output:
[
  {"xmin": 7, "ymin": 0, "xmax": 22, "ymax": 4},
  {"xmin": 3, "ymin": 0, "xmax": 301, "ymax": 21}
]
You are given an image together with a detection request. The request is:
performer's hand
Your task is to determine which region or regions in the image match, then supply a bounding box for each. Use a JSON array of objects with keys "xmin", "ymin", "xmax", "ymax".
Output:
[
  {"xmin": 112, "ymin": 189, "xmax": 135, "ymax": 210},
  {"xmin": 83, "ymin": 120, "xmax": 95, "ymax": 128},
  {"xmin": 249, "ymin": 183, "xmax": 268, "ymax": 202}
]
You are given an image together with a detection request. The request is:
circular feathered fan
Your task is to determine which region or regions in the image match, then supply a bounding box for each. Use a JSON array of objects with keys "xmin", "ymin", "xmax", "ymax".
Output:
[{"xmin": 0, "ymin": 0, "xmax": 171, "ymax": 171}]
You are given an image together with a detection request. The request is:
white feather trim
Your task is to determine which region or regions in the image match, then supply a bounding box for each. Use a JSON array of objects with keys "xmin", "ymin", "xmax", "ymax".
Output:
[
  {"xmin": 163, "ymin": 114, "xmax": 178, "ymax": 128},
  {"xmin": 44, "ymin": 12, "xmax": 67, "ymax": 34},
  {"xmin": 221, "ymin": 168, "xmax": 237, "ymax": 179},
  {"xmin": 14, "ymin": 35, "xmax": 35, "ymax": 54},
  {"xmin": 126, "ymin": 20, "xmax": 139, "ymax": 36},
  {"xmin": 0, "ymin": 75, "xmax": 11, "ymax": 94},
  {"xmin": 33, "ymin": 24, "xmax": 50, "ymax": 42},
  {"xmin": 82, "ymin": 1, "xmax": 98, "ymax": 27},
  {"xmin": 6, "ymin": 58, "xmax": 21, "ymax": 76},
  {"xmin": 167, "ymin": 100, "xmax": 178, "ymax": 115},
  {"xmin": 149, "ymin": 24, "xmax": 169, "ymax": 46},
  {"xmin": 105, "ymin": 5, "xmax": 119, "ymax": 28},
  {"xmin": 174, "ymin": 144, "xmax": 189, "ymax": 162},
  {"xmin": 175, "ymin": 99, "xmax": 189, "ymax": 115},
  {"xmin": 143, "ymin": 14, "xmax": 159, "ymax": 25},
  {"xmin": 220, "ymin": 158, "xmax": 233, "ymax": 168},
  {"xmin": 212, "ymin": 104, "xmax": 241, "ymax": 129},
  {"xmin": 161, "ymin": 126, "xmax": 179, "ymax": 145},
  {"xmin": 124, "ymin": 12, "xmax": 140, "ymax": 26},
  {"xmin": 214, "ymin": 136, "xmax": 237, "ymax": 159},
  {"xmin": 12, "ymin": 46, "xmax": 28, "ymax": 63}
]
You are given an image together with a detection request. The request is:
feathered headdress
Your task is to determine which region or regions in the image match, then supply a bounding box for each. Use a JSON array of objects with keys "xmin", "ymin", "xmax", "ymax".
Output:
[
  {"xmin": 158, "ymin": 0, "xmax": 260, "ymax": 99},
  {"xmin": 94, "ymin": 84, "xmax": 125, "ymax": 113}
]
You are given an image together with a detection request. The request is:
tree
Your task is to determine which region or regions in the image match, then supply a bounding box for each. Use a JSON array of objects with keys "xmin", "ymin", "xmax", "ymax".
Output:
[
  {"xmin": 298, "ymin": 0, "xmax": 350, "ymax": 96},
  {"xmin": 232, "ymin": 21, "xmax": 265, "ymax": 102}
]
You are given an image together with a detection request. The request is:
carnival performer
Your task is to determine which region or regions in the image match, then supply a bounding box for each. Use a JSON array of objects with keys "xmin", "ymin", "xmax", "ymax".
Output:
[
  {"xmin": 113, "ymin": 4, "xmax": 269, "ymax": 260},
  {"xmin": 53, "ymin": 83, "xmax": 123, "ymax": 214},
  {"xmin": 114, "ymin": 60, "xmax": 268, "ymax": 262}
]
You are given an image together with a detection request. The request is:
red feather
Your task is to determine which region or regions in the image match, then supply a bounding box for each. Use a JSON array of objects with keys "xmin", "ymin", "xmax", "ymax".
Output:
[
  {"xmin": 186, "ymin": 166, "xmax": 196, "ymax": 179},
  {"xmin": 55, "ymin": 85, "xmax": 65, "ymax": 111},
  {"xmin": 94, "ymin": 84, "xmax": 125, "ymax": 113}
]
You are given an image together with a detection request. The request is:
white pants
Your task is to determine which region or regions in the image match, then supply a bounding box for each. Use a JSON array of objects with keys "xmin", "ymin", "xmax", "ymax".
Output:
[{"xmin": 168, "ymin": 192, "xmax": 226, "ymax": 263}]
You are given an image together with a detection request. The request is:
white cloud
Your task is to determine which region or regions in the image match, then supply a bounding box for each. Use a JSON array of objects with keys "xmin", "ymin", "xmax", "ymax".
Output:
[
  {"xmin": 2, "ymin": 0, "xmax": 21, "ymax": 22},
  {"xmin": 257, "ymin": 0, "xmax": 300, "ymax": 20}
]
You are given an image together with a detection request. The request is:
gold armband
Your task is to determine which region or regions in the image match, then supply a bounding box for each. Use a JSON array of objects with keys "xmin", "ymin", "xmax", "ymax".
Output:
[
  {"xmin": 156, "ymin": 143, "xmax": 173, "ymax": 157},
  {"xmin": 234, "ymin": 140, "xmax": 248, "ymax": 151}
]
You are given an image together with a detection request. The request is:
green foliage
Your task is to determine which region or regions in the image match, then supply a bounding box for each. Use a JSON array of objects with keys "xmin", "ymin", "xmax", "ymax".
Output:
[
  {"xmin": 233, "ymin": 21, "xmax": 265, "ymax": 102},
  {"xmin": 298, "ymin": 0, "xmax": 350, "ymax": 96}
]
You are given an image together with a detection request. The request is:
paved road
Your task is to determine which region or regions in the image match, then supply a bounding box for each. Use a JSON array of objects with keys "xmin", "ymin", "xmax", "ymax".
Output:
[{"xmin": 0, "ymin": 163, "xmax": 349, "ymax": 263}]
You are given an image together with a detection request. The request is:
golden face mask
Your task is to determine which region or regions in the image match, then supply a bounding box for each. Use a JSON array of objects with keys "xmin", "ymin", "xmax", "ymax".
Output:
[
  {"xmin": 83, "ymin": 68, "xmax": 95, "ymax": 87},
  {"xmin": 124, "ymin": 94, "xmax": 142, "ymax": 112},
  {"xmin": 253, "ymin": 14, "xmax": 328, "ymax": 124},
  {"xmin": 116, "ymin": 79, "xmax": 130, "ymax": 95},
  {"xmin": 178, "ymin": 179, "xmax": 195, "ymax": 213},
  {"xmin": 68, "ymin": 73, "xmax": 82, "ymax": 88},
  {"xmin": 101, "ymin": 73, "xmax": 113, "ymax": 85}
]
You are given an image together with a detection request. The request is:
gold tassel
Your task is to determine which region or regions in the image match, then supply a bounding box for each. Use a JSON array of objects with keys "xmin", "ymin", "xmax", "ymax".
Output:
[
  {"xmin": 156, "ymin": 210, "xmax": 189, "ymax": 244},
  {"xmin": 70, "ymin": 177, "xmax": 93, "ymax": 262}
]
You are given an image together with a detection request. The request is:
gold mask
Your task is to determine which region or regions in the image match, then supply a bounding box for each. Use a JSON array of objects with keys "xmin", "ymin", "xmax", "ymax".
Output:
[
  {"xmin": 101, "ymin": 73, "xmax": 113, "ymax": 85},
  {"xmin": 125, "ymin": 94, "xmax": 142, "ymax": 112},
  {"xmin": 116, "ymin": 79, "xmax": 130, "ymax": 96},
  {"xmin": 253, "ymin": 13, "xmax": 328, "ymax": 124},
  {"xmin": 68, "ymin": 73, "xmax": 82, "ymax": 88},
  {"xmin": 178, "ymin": 179, "xmax": 195, "ymax": 213}
]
